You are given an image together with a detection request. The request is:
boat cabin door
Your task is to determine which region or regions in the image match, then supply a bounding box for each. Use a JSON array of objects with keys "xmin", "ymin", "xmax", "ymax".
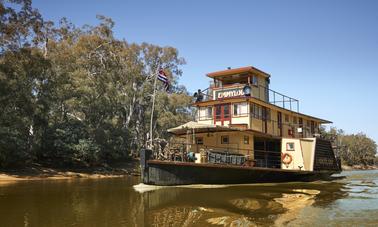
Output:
[{"xmin": 214, "ymin": 103, "xmax": 231, "ymax": 126}]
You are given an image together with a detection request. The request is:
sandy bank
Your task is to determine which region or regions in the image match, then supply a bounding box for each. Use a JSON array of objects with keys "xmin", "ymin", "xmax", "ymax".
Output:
[{"xmin": 0, "ymin": 161, "xmax": 140, "ymax": 182}]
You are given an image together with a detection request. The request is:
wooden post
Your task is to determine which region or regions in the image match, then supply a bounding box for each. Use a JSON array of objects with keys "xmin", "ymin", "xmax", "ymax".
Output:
[{"xmin": 140, "ymin": 149, "xmax": 152, "ymax": 184}]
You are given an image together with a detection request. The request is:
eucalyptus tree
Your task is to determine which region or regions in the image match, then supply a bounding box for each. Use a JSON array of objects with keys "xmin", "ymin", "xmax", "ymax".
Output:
[
  {"xmin": 0, "ymin": 0, "xmax": 47, "ymax": 166},
  {"xmin": 0, "ymin": 0, "xmax": 192, "ymax": 167}
]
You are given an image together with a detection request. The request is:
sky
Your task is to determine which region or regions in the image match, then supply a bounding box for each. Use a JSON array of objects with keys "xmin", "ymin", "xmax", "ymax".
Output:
[{"xmin": 32, "ymin": 0, "xmax": 378, "ymax": 143}]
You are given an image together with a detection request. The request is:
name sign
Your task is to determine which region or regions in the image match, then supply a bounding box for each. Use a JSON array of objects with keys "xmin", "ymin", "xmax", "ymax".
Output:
[{"xmin": 215, "ymin": 88, "xmax": 244, "ymax": 99}]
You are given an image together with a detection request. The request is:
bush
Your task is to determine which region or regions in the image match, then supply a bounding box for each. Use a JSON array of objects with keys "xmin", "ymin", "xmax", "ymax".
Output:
[
  {"xmin": 94, "ymin": 123, "xmax": 130, "ymax": 162},
  {"xmin": 41, "ymin": 120, "xmax": 100, "ymax": 167},
  {"xmin": 0, "ymin": 126, "xmax": 31, "ymax": 168}
]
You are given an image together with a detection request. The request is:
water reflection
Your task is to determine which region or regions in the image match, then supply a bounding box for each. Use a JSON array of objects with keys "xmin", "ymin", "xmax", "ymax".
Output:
[
  {"xmin": 138, "ymin": 181, "xmax": 348, "ymax": 226},
  {"xmin": 1, "ymin": 171, "xmax": 378, "ymax": 226}
]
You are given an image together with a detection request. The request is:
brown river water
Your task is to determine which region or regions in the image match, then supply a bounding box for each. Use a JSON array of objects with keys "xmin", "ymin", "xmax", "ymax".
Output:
[{"xmin": 0, "ymin": 170, "xmax": 377, "ymax": 226}]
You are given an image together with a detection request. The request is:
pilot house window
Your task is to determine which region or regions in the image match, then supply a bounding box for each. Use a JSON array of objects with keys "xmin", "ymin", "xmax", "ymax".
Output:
[{"xmin": 252, "ymin": 75, "xmax": 258, "ymax": 86}]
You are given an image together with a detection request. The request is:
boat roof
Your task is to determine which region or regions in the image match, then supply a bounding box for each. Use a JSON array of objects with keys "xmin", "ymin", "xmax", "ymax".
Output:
[
  {"xmin": 167, "ymin": 121, "xmax": 241, "ymax": 135},
  {"xmin": 206, "ymin": 66, "xmax": 271, "ymax": 79}
]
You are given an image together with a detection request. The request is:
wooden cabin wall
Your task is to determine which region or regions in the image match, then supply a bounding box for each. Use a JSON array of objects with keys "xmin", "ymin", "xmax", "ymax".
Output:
[
  {"xmin": 249, "ymin": 103, "xmax": 321, "ymax": 138},
  {"xmin": 195, "ymin": 100, "xmax": 322, "ymax": 139},
  {"xmin": 191, "ymin": 131, "xmax": 254, "ymax": 157}
]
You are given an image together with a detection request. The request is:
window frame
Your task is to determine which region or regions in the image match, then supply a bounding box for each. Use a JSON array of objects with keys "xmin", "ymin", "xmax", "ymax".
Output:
[
  {"xmin": 221, "ymin": 135, "xmax": 229, "ymax": 144},
  {"xmin": 286, "ymin": 142, "xmax": 295, "ymax": 151},
  {"xmin": 252, "ymin": 103, "xmax": 261, "ymax": 119},
  {"xmin": 251, "ymin": 75, "xmax": 258, "ymax": 86},
  {"xmin": 233, "ymin": 102, "xmax": 248, "ymax": 117},
  {"xmin": 196, "ymin": 137, "xmax": 204, "ymax": 145},
  {"xmin": 285, "ymin": 114, "xmax": 289, "ymax": 123},
  {"xmin": 243, "ymin": 135, "xmax": 249, "ymax": 144},
  {"xmin": 198, "ymin": 106, "xmax": 213, "ymax": 120},
  {"xmin": 215, "ymin": 105, "xmax": 222, "ymax": 120}
]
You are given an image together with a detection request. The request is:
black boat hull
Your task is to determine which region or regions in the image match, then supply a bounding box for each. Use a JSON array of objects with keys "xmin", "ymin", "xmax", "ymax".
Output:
[{"xmin": 140, "ymin": 150, "xmax": 340, "ymax": 186}]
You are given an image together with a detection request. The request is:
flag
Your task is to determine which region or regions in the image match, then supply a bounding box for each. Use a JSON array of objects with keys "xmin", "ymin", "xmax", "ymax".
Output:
[{"xmin": 157, "ymin": 68, "xmax": 170, "ymax": 91}]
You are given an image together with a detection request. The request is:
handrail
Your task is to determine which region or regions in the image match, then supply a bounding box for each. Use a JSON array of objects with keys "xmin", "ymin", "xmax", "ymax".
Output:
[
  {"xmin": 196, "ymin": 83, "xmax": 300, "ymax": 112},
  {"xmin": 150, "ymin": 141, "xmax": 284, "ymax": 168},
  {"xmin": 158, "ymin": 142, "xmax": 284, "ymax": 156}
]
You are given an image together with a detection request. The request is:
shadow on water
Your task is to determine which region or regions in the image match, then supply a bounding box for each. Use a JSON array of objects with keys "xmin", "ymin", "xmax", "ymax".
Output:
[
  {"xmin": 136, "ymin": 180, "xmax": 348, "ymax": 226},
  {"xmin": 1, "ymin": 171, "xmax": 378, "ymax": 226}
]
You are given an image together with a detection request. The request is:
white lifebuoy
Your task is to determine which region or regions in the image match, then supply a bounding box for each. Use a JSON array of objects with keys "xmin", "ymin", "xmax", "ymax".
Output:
[{"xmin": 282, "ymin": 153, "xmax": 293, "ymax": 165}]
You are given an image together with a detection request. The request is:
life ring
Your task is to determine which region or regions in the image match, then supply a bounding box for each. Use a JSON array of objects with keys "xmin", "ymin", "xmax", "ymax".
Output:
[{"xmin": 281, "ymin": 153, "xmax": 293, "ymax": 165}]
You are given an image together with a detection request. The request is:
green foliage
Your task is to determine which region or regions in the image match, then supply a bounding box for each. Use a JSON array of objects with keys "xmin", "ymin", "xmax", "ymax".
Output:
[
  {"xmin": 321, "ymin": 127, "xmax": 377, "ymax": 166},
  {"xmin": 0, "ymin": 126, "xmax": 31, "ymax": 167},
  {"xmin": 41, "ymin": 120, "xmax": 100, "ymax": 167},
  {"xmin": 0, "ymin": 0, "xmax": 192, "ymax": 167},
  {"xmin": 340, "ymin": 133, "xmax": 377, "ymax": 166}
]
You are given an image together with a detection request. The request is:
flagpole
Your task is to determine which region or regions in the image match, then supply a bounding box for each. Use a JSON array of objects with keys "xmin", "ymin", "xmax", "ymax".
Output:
[{"xmin": 149, "ymin": 67, "xmax": 159, "ymax": 149}]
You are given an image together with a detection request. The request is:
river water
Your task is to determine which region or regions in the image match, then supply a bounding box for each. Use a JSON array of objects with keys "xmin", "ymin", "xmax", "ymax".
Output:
[{"xmin": 0, "ymin": 170, "xmax": 377, "ymax": 226}]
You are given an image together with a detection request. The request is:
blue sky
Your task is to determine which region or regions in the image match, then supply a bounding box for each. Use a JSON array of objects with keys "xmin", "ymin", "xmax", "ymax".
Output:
[{"xmin": 33, "ymin": 0, "xmax": 378, "ymax": 142}]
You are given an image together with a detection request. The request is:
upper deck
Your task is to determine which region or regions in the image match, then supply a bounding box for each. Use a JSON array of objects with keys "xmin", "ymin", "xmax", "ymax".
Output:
[{"xmin": 192, "ymin": 66, "xmax": 331, "ymax": 138}]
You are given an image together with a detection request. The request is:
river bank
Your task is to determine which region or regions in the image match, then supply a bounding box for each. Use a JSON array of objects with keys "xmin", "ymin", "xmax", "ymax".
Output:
[
  {"xmin": 0, "ymin": 160, "xmax": 140, "ymax": 182},
  {"xmin": 342, "ymin": 164, "xmax": 378, "ymax": 171}
]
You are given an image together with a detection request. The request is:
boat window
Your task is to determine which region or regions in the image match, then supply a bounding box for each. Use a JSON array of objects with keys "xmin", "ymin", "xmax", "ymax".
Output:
[
  {"xmin": 215, "ymin": 105, "xmax": 221, "ymax": 119},
  {"xmin": 199, "ymin": 106, "xmax": 213, "ymax": 120},
  {"xmin": 196, "ymin": 137, "xmax": 203, "ymax": 145},
  {"xmin": 285, "ymin": 114, "xmax": 289, "ymax": 122},
  {"xmin": 261, "ymin": 107, "xmax": 271, "ymax": 121},
  {"xmin": 286, "ymin": 142, "xmax": 295, "ymax": 151},
  {"xmin": 252, "ymin": 75, "xmax": 258, "ymax": 86},
  {"xmin": 252, "ymin": 103, "xmax": 261, "ymax": 119},
  {"xmin": 221, "ymin": 135, "xmax": 229, "ymax": 144},
  {"xmin": 207, "ymin": 107, "xmax": 212, "ymax": 118},
  {"xmin": 224, "ymin": 105, "xmax": 230, "ymax": 118},
  {"xmin": 233, "ymin": 102, "xmax": 248, "ymax": 116},
  {"xmin": 311, "ymin": 121, "xmax": 315, "ymax": 134},
  {"xmin": 293, "ymin": 116, "xmax": 297, "ymax": 124},
  {"xmin": 244, "ymin": 136, "xmax": 249, "ymax": 144},
  {"xmin": 214, "ymin": 79, "xmax": 222, "ymax": 87},
  {"xmin": 266, "ymin": 108, "xmax": 271, "ymax": 120}
]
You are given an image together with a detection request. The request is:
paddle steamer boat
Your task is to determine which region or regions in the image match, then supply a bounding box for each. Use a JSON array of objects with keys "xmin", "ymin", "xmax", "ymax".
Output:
[{"xmin": 141, "ymin": 66, "xmax": 341, "ymax": 185}]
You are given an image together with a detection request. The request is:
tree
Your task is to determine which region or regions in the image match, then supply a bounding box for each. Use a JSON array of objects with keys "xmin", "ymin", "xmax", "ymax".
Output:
[
  {"xmin": 0, "ymin": 0, "xmax": 193, "ymax": 167},
  {"xmin": 321, "ymin": 127, "xmax": 377, "ymax": 166},
  {"xmin": 340, "ymin": 133, "xmax": 377, "ymax": 166}
]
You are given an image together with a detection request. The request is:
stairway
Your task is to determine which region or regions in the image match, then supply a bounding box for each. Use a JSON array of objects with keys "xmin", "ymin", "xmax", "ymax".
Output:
[{"xmin": 314, "ymin": 139, "xmax": 341, "ymax": 171}]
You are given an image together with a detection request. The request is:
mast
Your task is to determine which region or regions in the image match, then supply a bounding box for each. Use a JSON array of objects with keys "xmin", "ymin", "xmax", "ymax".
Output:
[{"xmin": 149, "ymin": 67, "xmax": 159, "ymax": 149}]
